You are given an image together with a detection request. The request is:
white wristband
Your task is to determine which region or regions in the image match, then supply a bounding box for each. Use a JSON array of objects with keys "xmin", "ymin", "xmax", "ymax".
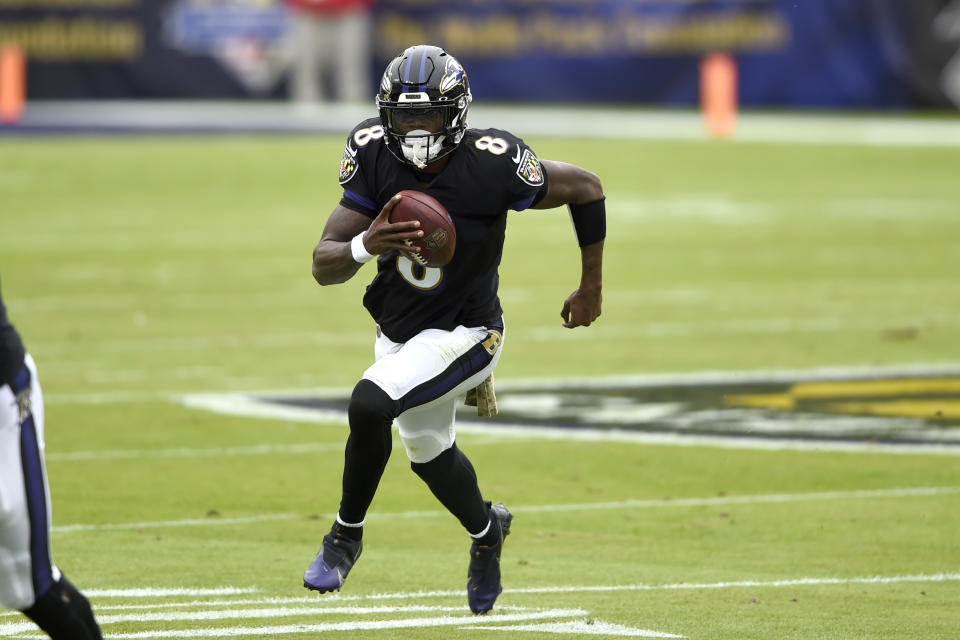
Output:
[{"xmin": 350, "ymin": 232, "xmax": 375, "ymax": 264}]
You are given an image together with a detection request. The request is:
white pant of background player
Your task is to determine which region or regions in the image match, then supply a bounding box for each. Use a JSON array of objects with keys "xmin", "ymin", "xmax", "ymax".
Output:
[
  {"xmin": 364, "ymin": 322, "xmax": 504, "ymax": 463},
  {"xmin": 0, "ymin": 354, "xmax": 61, "ymax": 611},
  {"xmin": 288, "ymin": 7, "xmax": 372, "ymax": 103}
]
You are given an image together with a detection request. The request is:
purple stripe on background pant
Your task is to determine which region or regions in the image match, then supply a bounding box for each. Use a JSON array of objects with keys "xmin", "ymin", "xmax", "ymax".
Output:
[{"xmin": 20, "ymin": 413, "xmax": 54, "ymax": 598}]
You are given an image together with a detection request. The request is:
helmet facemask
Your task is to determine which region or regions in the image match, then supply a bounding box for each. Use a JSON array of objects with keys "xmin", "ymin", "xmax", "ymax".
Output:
[
  {"xmin": 381, "ymin": 100, "xmax": 468, "ymax": 169},
  {"xmin": 377, "ymin": 45, "xmax": 472, "ymax": 169}
]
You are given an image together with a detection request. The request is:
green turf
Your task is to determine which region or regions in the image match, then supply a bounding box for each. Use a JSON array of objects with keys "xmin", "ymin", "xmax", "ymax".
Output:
[{"xmin": 1, "ymin": 130, "xmax": 959, "ymax": 639}]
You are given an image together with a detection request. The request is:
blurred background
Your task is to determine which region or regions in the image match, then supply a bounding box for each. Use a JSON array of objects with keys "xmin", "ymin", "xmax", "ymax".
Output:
[{"xmin": 1, "ymin": 0, "xmax": 959, "ymax": 133}]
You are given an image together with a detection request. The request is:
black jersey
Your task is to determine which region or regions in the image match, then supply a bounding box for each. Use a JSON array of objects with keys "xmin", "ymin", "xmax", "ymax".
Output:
[
  {"xmin": 337, "ymin": 118, "xmax": 546, "ymax": 343},
  {"xmin": 0, "ymin": 277, "xmax": 26, "ymax": 387}
]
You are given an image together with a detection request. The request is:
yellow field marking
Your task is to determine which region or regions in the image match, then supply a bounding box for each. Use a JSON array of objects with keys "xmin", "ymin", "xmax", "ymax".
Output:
[
  {"xmin": 724, "ymin": 377, "xmax": 960, "ymax": 415},
  {"xmin": 793, "ymin": 378, "xmax": 960, "ymax": 398},
  {"xmin": 723, "ymin": 393, "xmax": 793, "ymax": 409},
  {"xmin": 824, "ymin": 400, "xmax": 960, "ymax": 420}
]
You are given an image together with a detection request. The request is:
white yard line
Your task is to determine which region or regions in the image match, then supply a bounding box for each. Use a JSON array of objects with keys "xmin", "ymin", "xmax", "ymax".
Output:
[
  {"xmin": 94, "ymin": 605, "xmax": 484, "ymax": 624},
  {"xmin": 85, "ymin": 588, "xmax": 259, "ymax": 598},
  {"xmin": 103, "ymin": 609, "xmax": 589, "ymax": 638},
  {"xmin": 300, "ymin": 571, "xmax": 960, "ymax": 601},
  {"xmin": 0, "ymin": 609, "xmax": 585, "ymax": 638},
  {"xmin": 45, "ymin": 442, "xmax": 346, "ymax": 462},
  {"xmin": 53, "ymin": 514, "xmax": 298, "ymax": 533},
  {"xmin": 472, "ymin": 621, "xmax": 684, "ymax": 637},
  {"xmin": 51, "ymin": 486, "xmax": 960, "ymax": 534}
]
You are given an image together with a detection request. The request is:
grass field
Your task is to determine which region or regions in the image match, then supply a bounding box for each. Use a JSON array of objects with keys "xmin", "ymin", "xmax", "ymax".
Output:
[{"xmin": 1, "ymin": 117, "xmax": 959, "ymax": 639}]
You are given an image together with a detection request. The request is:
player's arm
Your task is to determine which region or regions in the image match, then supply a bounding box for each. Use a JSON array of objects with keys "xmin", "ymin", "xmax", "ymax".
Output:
[
  {"xmin": 531, "ymin": 159, "xmax": 605, "ymax": 328},
  {"xmin": 311, "ymin": 196, "xmax": 424, "ymax": 286}
]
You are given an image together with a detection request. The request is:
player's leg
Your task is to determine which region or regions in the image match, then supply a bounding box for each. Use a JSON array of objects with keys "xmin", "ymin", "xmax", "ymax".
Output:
[
  {"xmin": 388, "ymin": 322, "xmax": 512, "ymax": 613},
  {"xmin": 290, "ymin": 12, "xmax": 322, "ymax": 103},
  {"xmin": 345, "ymin": 320, "xmax": 504, "ymax": 528},
  {"xmin": 385, "ymin": 322, "xmax": 504, "ymax": 516},
  {"xmin": 305, "ymin": 321, "xmax": 507, "ymax": 597},
  {"xmin": 333, "ymin": 10, "xmax": 372, "ymax": 102},
  {"xmin": 1, "ymin": 356, "xmax": 102, "ymax": 638},
  {"xmin": 399, "ymin": 400, "xmax": 513, "ymax": 615},
  {"xmin": 0, "ymin": 370, "xmax": 34, "ymax": 611},
  {"xmin": 302, "ymin": 379, "xmax": 396, "ymax": 593},
  {"xmin": 304, "ymin": 332, "xmax": 405, "ymax": 593}
]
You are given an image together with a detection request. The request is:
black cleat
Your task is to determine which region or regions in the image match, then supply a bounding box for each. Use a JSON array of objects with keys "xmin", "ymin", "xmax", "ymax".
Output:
[{"xmin": 467, "ymin": 502, "xmax": 513, "ymax": 614}]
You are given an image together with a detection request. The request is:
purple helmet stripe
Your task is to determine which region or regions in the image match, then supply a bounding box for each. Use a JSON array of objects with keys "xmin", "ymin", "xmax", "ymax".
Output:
[
  {"xmin": 417, "ymin": 49, "xmax": 428, "ymax": 90},
  {"xmin": 401, "ymin": 47, "xmax": 426, "ymax": 93}
]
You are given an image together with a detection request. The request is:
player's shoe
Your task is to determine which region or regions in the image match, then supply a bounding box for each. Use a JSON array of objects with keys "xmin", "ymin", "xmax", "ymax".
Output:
[
  {"xmin": 303, "ymin": 523, "xmax": 363, "ymax": 593},
  {"xmin": 467, "ymin": 501, "xmax": 513, "ymax": 614}
]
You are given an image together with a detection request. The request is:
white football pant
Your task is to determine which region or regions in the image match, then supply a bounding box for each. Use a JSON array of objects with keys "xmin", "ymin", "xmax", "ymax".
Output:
[
  {"xmin": 0, "ymin": 354, "xmax": 61, "ymax": 611},
  {"xmin": 363, "ymin": 321, "xmax": 504, "ymax": 463}
]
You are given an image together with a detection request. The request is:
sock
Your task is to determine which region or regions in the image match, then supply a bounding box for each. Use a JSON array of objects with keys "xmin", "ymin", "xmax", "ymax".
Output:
[
  {"xmin": 471, "ymin": 511, "xmax": 501, "ymax": 547},
  {"xmin": 333, "ymin": 515, "xmax": 364, "ymax": 542},
  {"xmin": 410, "ymin": 443, "xmax": 489, "ymax": 534}
]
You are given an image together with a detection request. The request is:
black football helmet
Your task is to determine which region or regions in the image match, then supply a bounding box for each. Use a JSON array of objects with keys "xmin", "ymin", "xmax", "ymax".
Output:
[{"xmin": 376, "ymin": 45, "xmax": 472, "ymax": 169}]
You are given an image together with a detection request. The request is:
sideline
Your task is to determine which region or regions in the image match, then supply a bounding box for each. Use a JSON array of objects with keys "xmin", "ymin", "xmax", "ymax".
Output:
[{"xmin": 9, "ymin": 101, "xmax": 960, "ymax": 148}]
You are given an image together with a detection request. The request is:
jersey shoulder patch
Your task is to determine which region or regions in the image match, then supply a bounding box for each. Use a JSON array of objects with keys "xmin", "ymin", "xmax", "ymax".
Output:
[
  {"xmin": 515, "ymin": 147, "xmax": 544, "ymax": 186},
  {"xmin": 338, "ymin": 145, "xmax": 359, "ymax": 184},
  {"xmin": 339, "ymin": 118, "xmax": 384, "ymax": 185}
]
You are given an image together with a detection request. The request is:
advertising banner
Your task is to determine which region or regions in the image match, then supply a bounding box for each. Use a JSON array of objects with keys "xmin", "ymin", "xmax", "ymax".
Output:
[
  {"xmin": 373, "ymin": 0, "xmax": 914, "ymax": 107},
  {"xmin": 0, "ymin": 0, "xmax": 291, "ymax": 98},
  {"xmin": 0, "ymin": 0, "xmax": 957, "ymax": 107}
]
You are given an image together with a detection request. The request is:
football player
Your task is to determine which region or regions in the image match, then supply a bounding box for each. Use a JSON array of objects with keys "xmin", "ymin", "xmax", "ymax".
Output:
[
  {"xmin": 305, "ymin": 44, "xmax": 605, "ymax": 614},
  {"xmin": 0, "ymin": 277, "xmax": 103, "ymax": 639}
]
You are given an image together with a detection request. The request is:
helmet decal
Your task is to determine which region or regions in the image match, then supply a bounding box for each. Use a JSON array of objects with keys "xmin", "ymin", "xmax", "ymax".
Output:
[
  {"xmin": 439, "ymin": 57, "xmax": 466, "ymax": 94},
  {"xmin": 380, "ymin": 59, "xmax": 395, "ymax": 94}
]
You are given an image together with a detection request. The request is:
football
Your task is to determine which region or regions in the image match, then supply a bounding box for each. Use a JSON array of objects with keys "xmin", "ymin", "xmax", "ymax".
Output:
[{"xmin": 388, "ymin": 190, "xmax": 457, "ymax": 268}]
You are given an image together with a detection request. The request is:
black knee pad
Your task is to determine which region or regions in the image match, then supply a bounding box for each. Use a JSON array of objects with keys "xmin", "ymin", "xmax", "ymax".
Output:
[
  {"xmin": 22, "ymin": 576, "xmax": 102, "ymax": 640},
  {"xmin": 348, "ymin": 379, "xmax": 398, "ymax": 436}
]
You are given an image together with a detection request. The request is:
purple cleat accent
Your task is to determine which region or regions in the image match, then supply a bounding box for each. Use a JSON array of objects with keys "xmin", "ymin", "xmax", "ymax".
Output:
[
  {"xmin": 303, "ymin": 524, "xmax": 363, "ymax": 593},
  {"xmin": 467, "ymin": 502, "xmax": 512, "ymax": 614}
]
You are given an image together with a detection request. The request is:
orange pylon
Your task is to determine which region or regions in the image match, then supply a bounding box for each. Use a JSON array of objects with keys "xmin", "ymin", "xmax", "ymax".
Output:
[
  {"xmin": 700, "ymin": 52, "xmax": 737, "ymax": 139},
  {"xmin": 1, "ymin": 44, "xmax": 26, "ymax": 125}
]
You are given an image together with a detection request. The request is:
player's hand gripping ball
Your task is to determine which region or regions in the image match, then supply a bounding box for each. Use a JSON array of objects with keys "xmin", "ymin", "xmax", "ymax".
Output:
[{"xmin": 388, "ymin": 190, "xmax": 457, "ymax": 268}]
